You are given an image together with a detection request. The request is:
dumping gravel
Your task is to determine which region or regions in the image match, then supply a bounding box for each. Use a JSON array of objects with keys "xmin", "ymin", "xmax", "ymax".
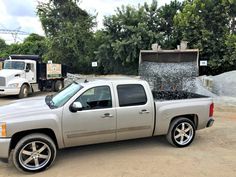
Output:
[{"xmin": 65, "ymin": 70, "xmax": 236, "ymax": 99}]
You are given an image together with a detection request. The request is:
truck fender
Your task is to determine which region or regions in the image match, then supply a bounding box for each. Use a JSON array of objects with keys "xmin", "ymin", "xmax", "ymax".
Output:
[
  {"xmin": 154, "ymin": 101, "xmax": 210, "ymax": 136},
  {"xmin": 8, "ymin": 78, "xmax": 31, "ymax": 90},
  {"xmin": 8, "ymin": 78, "xmax": 32, "ymax": 92},
  {"xmin": 7, "ymin": 114, "xmax": 64, "ymax": 149}
]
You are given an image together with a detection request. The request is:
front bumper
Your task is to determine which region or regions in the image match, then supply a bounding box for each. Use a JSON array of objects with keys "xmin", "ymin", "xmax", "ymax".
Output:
[
  {"xmin": 0, "ymin": 87, "xmax": 20, "ymax": 95},
  {"xmin": 0, "ymin": 138, "xmax": 11, "ymax": 159}
]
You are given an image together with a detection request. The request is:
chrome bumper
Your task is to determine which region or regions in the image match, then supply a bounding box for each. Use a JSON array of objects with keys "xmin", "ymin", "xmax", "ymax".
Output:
[{"xmin": 0, "ymin": 138, "xmax": 11, "ymax": 159}]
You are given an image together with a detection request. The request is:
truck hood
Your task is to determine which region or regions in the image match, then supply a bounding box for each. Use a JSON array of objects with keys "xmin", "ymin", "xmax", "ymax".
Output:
[
  {"xmin": 0, "ymin": 96, "xmax": 51, "ymax": 120},
  {"xmin": 0, "ymin": 69, "xmax": 24, "ymax": 78}
]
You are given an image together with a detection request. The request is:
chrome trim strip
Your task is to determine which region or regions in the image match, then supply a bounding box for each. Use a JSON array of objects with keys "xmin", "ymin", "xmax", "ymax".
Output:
[{"xmin": 67, "ymin": 126, "xmax": 151, "ymax": 139}]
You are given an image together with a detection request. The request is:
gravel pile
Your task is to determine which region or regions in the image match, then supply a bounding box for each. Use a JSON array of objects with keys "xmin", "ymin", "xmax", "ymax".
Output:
[{"xmin": 210, "ymin": 71, "xmax": 236, "ymax": 97}]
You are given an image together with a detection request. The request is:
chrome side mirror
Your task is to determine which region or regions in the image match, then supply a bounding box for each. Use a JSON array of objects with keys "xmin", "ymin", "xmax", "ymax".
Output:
[{"xmin": 70, "ymin": 101, "xmax": 83, "ymax": 112}]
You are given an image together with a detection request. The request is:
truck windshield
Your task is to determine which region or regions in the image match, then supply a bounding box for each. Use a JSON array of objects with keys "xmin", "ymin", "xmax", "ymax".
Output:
[
  {"xmin": 46, "ymin": 82, "xmax": 83, "ymax": 108},
  {"xmin": 4, "ymin": 60, "xmax": 25, "ymax": 70}
]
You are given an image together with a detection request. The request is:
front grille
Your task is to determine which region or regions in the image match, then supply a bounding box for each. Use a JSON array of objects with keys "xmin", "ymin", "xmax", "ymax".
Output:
[{"xmin": 0, "ymin": 77, "xmax": 6, "ymax": 86}]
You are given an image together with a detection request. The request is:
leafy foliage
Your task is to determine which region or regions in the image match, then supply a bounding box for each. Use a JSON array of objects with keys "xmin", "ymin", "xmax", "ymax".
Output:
[
  {"xmin": 174, "ymin": 0, "xmax": 236, "ymax": 74},
  {"xmin": 158, "ymin": 0, "xmax": 183, "ymax": 49},
  {"xmin": 0, "ymin": 0, "xmax": 235, "ymax": 75},
  {"xmin": 37, "ymin": 0, "xmax": 96, "ymax": 73},
  {"xmin": 0, "ymin": 34, "xmax": 47, "ymax": 58},
  {"xmin": 95, "ymin": 1, "xmax": 164, "ymax": 74}
]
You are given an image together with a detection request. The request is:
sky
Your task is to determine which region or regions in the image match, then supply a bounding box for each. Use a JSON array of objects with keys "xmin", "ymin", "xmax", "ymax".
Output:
[{"xmin": 0, "ymin": 0, "xmax": 173, "ymax": 44}]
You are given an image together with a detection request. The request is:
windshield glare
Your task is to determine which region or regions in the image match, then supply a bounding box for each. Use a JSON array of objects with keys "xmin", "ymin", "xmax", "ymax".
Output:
[
  {"xmin": 50, "ymin": 83, "xmax": 83, "ymax": 108},
  {"xmin": 4, "ymin": 60, "xmax": 25, "ymax": 70}
]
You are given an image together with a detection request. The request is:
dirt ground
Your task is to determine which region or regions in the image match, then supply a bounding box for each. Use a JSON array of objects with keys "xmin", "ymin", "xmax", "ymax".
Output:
[{"xmin": 0, "ymin": 94, "xmax": 235, "ymax": 177}]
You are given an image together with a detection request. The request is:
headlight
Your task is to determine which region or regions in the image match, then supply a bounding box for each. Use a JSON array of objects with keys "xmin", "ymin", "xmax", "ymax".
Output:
[
  {"xmin": 8, "ymin": 83, "xmax": 19, "ymax": 88},
  {"xmin": 0, "ymin": 122, "xmax": 6, "ymax": 137}
]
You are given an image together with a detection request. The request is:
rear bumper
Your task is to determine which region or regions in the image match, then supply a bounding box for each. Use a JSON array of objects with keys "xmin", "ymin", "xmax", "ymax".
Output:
[
  {"xmin": 206, "ymin": 118, "xmax": 214, "ymax": 128},
  {"xmin": 0, "ymin": 138, "xmax": 11, "ymax": 160},
  {"xmin": 0, "ymin": 87, "xmax": 20, "ymax": 95}
]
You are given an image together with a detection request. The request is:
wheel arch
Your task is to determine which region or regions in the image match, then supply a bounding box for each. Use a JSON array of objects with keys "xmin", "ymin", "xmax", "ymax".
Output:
[
  {"xmin": 22, "ymin": 82, "xmax": 31, "ymax": 90},
  {"xmin": 170, "ymin": 114, "xmax": 198, "ymax": 130},
  {"xmin": 10, "ymin": 128, "xmax": 58, "ymax": 151}
]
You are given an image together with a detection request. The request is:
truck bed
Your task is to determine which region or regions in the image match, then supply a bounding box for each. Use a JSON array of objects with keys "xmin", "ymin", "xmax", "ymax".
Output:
[{"xmin": 152, "ymin": 91, "xmax": 208, "ymax": 101}]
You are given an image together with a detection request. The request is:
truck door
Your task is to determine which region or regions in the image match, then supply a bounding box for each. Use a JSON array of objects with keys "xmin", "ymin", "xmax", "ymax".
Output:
[
  {"xmin": 114, "ymin": 83, "xmax": 154, "ymax": 141},
  {"xmin": 62, "ymin": 85, "xmax": 116, "ymax": 147},
  {"xmin": 25, "ymin": 63, "xmax": 36, "ymax": 83}
]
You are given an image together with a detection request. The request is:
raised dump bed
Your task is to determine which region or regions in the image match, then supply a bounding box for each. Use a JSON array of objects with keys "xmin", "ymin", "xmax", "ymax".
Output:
[{"xmin": 139, "ymin": 49, "xmax": 199, "ymax": 92}]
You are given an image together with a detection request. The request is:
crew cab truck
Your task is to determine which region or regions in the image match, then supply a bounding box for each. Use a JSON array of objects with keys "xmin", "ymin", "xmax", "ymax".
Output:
[
  {"xmin": 0, "ymin": 55, "xmax": 67, "ymax": 98},
  {"xmin": 0, "ymin": 79, "xmax": 214, "ymax": 172}
]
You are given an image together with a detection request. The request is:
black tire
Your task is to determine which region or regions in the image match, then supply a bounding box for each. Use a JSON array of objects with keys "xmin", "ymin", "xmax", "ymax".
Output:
[
  {"xmin": 13, "ymin": 133, "xmax": 57, "ymax": 173},
  {"xmin": 18, "ymin": 84, "xmax": 29, "ymax": 99},
  {"xmin": 54, "ymin": 80, "xmax": 63, "ymax": 92},
  {"xmin": 166, "ymin": 118, "xmax": 195, "ymax": 148}
]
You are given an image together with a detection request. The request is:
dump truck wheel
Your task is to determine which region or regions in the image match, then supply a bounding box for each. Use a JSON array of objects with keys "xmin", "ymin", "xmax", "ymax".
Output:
[
  {"xmin": 54, "ymin": 80, "xmax": 63, "ymax": 92},
  {"xmin": 19, "ymin": 84, "xmax": 29, "ymax": 99}
]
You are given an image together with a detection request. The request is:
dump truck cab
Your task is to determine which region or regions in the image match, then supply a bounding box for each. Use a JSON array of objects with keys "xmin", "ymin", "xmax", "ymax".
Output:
[{"xmin": 0, "ymin": 55, "xmax": 66, "ymax": 98}]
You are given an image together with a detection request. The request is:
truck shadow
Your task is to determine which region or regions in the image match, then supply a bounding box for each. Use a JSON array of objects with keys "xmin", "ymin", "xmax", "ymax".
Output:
[{"xmin": 56, "ymin": 136, "xmax": 170, "ymax": 164}]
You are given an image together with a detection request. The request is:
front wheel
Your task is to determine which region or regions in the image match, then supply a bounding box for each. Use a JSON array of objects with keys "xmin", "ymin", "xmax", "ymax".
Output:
[
  {"xmin": 18, "ymin": 84, "xmax": 29, "ymax": 99},
  {"xmin": 13, "ymin": 134, "xmax": 57, "ymax": 172},
  {"xmin": 167, "ymin": 118, "xmax": 195, "ymax": 147}
]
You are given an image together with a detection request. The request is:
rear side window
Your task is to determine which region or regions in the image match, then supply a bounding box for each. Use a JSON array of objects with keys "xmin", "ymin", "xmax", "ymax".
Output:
[{"xmin": 117, "ymin": 84, "xmax": 147, "ymax": 107}]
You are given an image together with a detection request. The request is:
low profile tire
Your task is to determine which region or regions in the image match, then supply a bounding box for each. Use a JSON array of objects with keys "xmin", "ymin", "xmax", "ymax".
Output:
[
  {"xmin": 54, "ymin": 80, "xmax": 63, "ymax": 92},
  {"xmin": 167, "ymin": 118, "xmax": 195, "ymax": 148},
  {"xmin": 18, "ymin": 84, "xmax": 29, "ymax": 99},
  {"xmin": 13, "ymin": 134, "xmax": 57, "ymax": 173}
]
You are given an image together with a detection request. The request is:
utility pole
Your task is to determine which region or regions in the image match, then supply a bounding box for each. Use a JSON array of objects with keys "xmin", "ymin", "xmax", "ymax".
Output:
[{"xmin": 0, "ymin": 28, "xmax": 30, "ymax": 43}]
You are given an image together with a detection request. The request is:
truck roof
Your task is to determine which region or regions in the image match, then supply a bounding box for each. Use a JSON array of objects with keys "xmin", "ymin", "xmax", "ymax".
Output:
[
  {"xmin": 10, "ymin": 55, "xmax": 41, "ymax": 61},
  {"xmin": 6, "ymin": 59, "xmax": 36, "ymax": 63},
  {"xmin": 80, "ymin": 77, "xmax": 145, "ymax": 86}
]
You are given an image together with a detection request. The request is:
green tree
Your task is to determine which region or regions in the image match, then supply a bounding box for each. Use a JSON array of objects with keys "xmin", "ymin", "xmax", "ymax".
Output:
[
  {"xmin": 0, "ymin": 38, "xmax": 8, "ymax": 58},
  {"xmin": 6, "ymin": 33, "xmax": 47, "ymax": 57},
  {"xmin": 95, "ymin": 0, "xmax": 164, "ymax": 74},
  {"xmin": 222, "ymin": 34, "xmax": 236, "ymax": 71},
  {"xmin": 0, "ymin": 38, "xmax": 7, "ymax": 51},
  {"xmin": 174, "ymin": 0, "xmax": 235, "ymax": 74},
  {"xmin": 37, "ymin": 0, "xmax": 96, "ymax": 73},
  {"xmin": 158, "ymin": 0, "xmax": 183, "ymax": 49}
]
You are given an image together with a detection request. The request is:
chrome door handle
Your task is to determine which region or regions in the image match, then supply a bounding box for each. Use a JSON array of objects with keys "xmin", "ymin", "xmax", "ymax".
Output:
[
  {"xmin": 101, "ymin": 113, "xmax": 113, "ymax": 118},
  {"xmin": 139, "ymin": 109, "xmax": 150, "ymax": 114}
]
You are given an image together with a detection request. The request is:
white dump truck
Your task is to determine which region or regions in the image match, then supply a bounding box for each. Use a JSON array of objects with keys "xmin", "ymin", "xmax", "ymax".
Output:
[{"xmin": 0, "ymin": 55, "xmax": 67, "ymax": 98}]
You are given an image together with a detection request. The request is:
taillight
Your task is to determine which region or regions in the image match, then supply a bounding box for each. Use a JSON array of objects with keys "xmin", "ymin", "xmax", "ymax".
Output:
[{"xmin": 209, "ymin": 103, "xmax": 214, "ymax": 117}]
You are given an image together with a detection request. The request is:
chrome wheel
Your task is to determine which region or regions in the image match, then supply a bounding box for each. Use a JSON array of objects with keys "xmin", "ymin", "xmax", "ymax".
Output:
[
  {"xmin": 174, "ymin": 122, "xmax": 194, "ymax": 146},
  {"xmin": 19, "ymin": 141, "xmax": 51, "ymax": 171}
]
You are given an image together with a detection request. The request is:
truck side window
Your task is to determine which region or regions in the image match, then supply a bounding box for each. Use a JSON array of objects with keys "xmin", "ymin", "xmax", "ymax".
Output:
[
  {"xmin": 117, "ymin": 84, "xmax": 147, "ymax": 107},
  {"xmin": 76, "ymin": 86, "xmax": 112, "ymax": 110},
  {"xmin": 26, "ymin": 63, "xmax": 31, "ymax": 70}
]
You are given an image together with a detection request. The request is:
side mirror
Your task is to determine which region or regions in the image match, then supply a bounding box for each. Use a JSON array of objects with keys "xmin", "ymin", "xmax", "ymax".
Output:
[
  {"xmin": 25, "ymin": 68, "xmax": 29, "ymax": 72},
  {"xmin": 70, "ymin": 101, "xmax": 83, "ymax": 112}
]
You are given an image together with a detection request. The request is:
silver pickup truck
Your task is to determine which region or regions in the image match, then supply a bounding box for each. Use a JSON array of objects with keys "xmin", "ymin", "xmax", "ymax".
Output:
[{"xmin": 0, "ymin": 79, "xmax": 214, "ymax": 172}]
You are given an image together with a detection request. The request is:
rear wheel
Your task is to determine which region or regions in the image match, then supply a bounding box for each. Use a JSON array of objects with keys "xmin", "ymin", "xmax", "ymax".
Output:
[
  {"xmin": 167, "ymin": 118, "xmax": 195, "ymax": 147},
  {"xmin": 18, "ymin": 84, "xmax": 29, "ymax": 99},
  {"xmin": 54, "ymin": 80, "xmax": 63, "ymax": 92},
  {"xmin": 13, "ymin": 134, "xmax": 57, "ymax": 172}
]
